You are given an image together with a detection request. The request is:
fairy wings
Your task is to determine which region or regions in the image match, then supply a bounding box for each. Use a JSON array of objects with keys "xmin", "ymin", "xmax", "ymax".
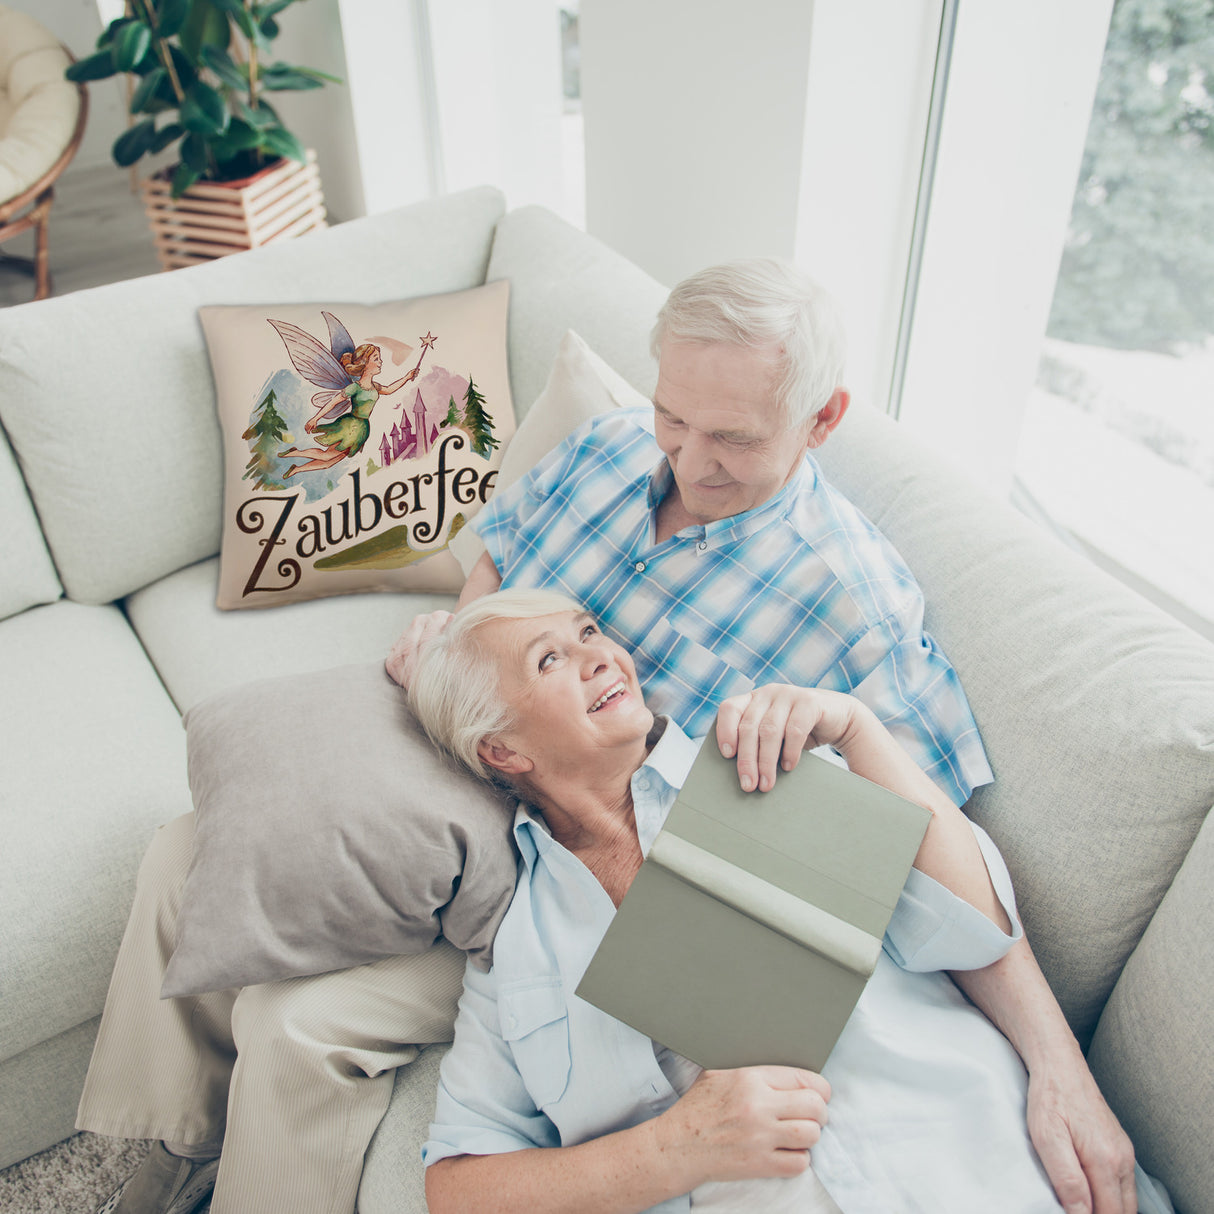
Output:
[{"xmin": 268, "ymin": 312, "xmax": 360, "ymax": 423}]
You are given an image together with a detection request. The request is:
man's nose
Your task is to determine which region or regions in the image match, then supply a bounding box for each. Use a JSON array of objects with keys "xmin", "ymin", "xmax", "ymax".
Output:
[{"xmin": 677, "ymin": 431, "xmax": 719, "ymax": 481}]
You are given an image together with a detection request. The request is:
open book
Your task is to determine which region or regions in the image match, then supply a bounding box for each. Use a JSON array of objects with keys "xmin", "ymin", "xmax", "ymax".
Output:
[{"xmin": 575, "ymin": 743, "xmax": 932, "ymax": 1071}]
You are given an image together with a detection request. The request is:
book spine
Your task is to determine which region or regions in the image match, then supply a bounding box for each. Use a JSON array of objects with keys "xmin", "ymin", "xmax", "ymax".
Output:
[{"xmin": 648, "ymin": 832, "xmax": 882, "ymax": 977}]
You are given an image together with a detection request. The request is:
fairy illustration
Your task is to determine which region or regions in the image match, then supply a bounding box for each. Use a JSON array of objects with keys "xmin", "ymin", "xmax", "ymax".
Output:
[{"xmin": 270, "ymin": 312, "xmax": 436, "ymax": 478}]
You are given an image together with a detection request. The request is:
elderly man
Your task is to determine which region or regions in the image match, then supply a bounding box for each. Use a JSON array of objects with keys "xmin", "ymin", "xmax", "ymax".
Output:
[
  {"xmin": 80, "ymin": 261, "xmax": 1134, "ymax": 1214},
  {"xmin": 390, "ymin": 260, "xmax": 1136, "ymax": 1213}
]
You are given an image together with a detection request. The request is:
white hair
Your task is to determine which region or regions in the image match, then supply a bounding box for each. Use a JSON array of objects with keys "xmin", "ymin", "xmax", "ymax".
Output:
[
  {"xmin": 650, "ymin": 258, "xmax": 847, "ymax": 428},
  {"xmin": 407, "ymin": 588, "xmax": 586, "ymax": 780}
]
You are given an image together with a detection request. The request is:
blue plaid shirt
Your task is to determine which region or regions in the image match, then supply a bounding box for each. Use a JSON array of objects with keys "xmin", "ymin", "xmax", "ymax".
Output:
[{"xmin": 474, "ymin": 407, "xmax": 992, "ymax": 805}]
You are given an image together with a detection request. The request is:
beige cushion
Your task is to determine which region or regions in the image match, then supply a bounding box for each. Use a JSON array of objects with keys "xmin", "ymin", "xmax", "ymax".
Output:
[
  {"xmin": 199, "ymin": 283, "xmax": 514, "ymax": 609},
  {"xmin": 1088, "ymin": 806, "xmax": 1214, "ymax": 1214},
  {"xmin": 449, "ymin": 328, "xmax": 645, "ymax": 575}
]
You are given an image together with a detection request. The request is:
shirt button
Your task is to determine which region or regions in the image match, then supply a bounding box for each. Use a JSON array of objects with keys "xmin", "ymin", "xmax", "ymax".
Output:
[
  {"xmin": 634, "ymin": 561, "xmax": 646, "ymax": 573},
  {"xmin": 697, "ymin": 541, "xmax": 708, "ymax": 551}
]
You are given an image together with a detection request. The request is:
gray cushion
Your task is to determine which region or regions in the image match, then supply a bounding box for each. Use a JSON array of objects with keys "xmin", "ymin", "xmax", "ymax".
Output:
[
  {"xmin": 162, "ymin": 663, "xmax": 519, "ymax": 997},
  {"xmin": 814, "ymin": 402, "xmax": 1214, "ymax": 1044},
  {"xmin": 0, "ymin": 425, "xmax": 60, "ymax": 620},
  {"xmin": 0, "ymin": 600, "xmax": 191, "ymax": 1061},
  {"xmin": 1088, "ymin": 805, "xmax": 1214, "ymax": 1214},
  {"xmin": 0, "ymin": 186, "xmax": 506, "ymax": 605},
  {"xmin": 487, "ymin": 204, "xmax": 668, "ymax": 420}
]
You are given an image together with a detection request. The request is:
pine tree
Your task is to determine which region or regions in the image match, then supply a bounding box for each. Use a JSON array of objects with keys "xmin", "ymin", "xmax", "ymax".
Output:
[
  {"xmin": 461, "ymin": 375, "xmax": 499, "ymax": 457},
  {"xmin": 242, "ymin": 388, "xmax": 288, "ymax": 489},
  {"xmin": 365, "ymin": 457, "xmax": 381, "ymax": 477},
  {"xmin": 442, "ymin": 395, "xmax": 462, "ymax": 428}
]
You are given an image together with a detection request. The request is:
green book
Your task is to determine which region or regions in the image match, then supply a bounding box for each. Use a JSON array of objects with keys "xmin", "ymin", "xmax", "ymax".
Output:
[{"xmin": 575, "ymin": 744, "xmax": 932, "ymax": 1071}]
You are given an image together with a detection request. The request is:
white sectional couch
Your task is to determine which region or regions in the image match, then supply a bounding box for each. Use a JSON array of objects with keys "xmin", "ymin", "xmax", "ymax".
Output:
[{"xmin": 1, "ymin": 186, "xmax": 1211, "ymax": 1213}]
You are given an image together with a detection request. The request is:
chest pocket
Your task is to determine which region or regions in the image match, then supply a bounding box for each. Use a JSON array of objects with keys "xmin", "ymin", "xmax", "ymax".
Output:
[
  {"xmin": 635, "ymin": 614, "xmax": 754, "ymax": 726},
  {"xmin": 499, "ymin": 979, "xmax": 572, "ymax": 1110}
]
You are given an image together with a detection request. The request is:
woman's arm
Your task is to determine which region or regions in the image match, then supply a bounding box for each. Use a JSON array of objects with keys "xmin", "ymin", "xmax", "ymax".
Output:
[
  {"xmin": 427, "ymin": 1065, "xmax": 830, "ymax": 1214},
  {"xmin": 715, "ymin": 684, "xmax": 1010, "ymax": 931},
  {"xmin": 376, "ymin": 366, "xmax": 420, "ymax": 395}
]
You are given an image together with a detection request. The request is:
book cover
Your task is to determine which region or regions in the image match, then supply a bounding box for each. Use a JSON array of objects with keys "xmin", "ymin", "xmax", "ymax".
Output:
[{"xmin": 575, "ymin": 744, "xmax": 932, "ymax": 1071}]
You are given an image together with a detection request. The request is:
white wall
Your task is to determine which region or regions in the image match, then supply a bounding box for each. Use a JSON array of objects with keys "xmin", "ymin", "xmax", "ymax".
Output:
[{"xmin": 579, "ymin": 0, "xmax": 818, "ymax": 288}]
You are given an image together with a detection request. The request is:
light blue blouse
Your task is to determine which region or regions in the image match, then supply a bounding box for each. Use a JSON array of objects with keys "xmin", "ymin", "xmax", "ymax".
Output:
[{"xmin": 424, "ymin": 722, "xmax": 1066, "ymax": 1212}]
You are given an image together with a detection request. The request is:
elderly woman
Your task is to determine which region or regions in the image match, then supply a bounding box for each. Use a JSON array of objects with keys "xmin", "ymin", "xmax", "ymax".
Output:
[{"xmin": 408, "ymin": 588, "xmax": 1093, "ymax": 1214}]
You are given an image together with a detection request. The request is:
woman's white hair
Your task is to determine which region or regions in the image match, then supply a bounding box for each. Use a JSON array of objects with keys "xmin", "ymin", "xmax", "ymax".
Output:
[
  {"xmin": 650, "ymin": 258, "xmax": 847, "ymax": 429},
  {"xmin": 407, "ymin": 588, "xmax": 586, "ymax": 781}
]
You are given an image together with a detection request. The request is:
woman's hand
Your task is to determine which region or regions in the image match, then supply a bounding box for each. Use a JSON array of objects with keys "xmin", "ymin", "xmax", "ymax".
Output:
[
  {"xmin": 715, "ymin": 685, "xmax": 861, "ymax": 792},
  {"xmin": 653, "ymin": 1066, "xmax": 830, "ymax": 1185},
  {"xmin": 386, "ymin": 610, "xmax": 453, "ymax": 688}
]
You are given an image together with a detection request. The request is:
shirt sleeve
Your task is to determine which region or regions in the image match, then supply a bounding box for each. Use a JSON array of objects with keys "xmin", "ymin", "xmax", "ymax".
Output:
[
  {"xmin": 882, "ymin": 821, "xmax": 1023, "ymax": 973},
  {"xmin": 423, "ymin": 958, "xmax": 560, "ymax": 1167},
  {"xmin": 471, "ymin": 416, "xmax": 600, "ymax": 577},
  {"xmin": 844, "ymin": 614, "xmax": 994, "ymax": 808}
]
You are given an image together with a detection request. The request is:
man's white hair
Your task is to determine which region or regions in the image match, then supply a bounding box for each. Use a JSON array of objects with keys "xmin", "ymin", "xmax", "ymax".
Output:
[
  {"xmin": 407, "ymin": 588, "xmax": 586, "ymax": 780},
  {"xmin": 650, "ymin": 258, "xmax": 847, "ymax": 429}
]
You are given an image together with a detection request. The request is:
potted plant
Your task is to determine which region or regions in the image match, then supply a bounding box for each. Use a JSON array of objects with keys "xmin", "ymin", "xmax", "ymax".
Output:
[{"xmin": 66, "ymin": 0, "xmax": 340, "ymax": 268}]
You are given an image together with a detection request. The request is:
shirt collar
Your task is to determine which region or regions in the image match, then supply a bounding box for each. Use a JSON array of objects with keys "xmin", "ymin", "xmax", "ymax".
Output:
[
  {"xmin": 512, "ymin": 716, "xmax": 703, "ymax": 868},
  {"xmin": 645, "ymin": 456, "xmax": 818, "ymax": 547}
]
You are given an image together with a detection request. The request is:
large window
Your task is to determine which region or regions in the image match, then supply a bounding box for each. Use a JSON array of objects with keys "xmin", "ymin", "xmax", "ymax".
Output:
[{"xmin": 1013, "ymin": 0, "xmax": 1214, "ymax": 636}]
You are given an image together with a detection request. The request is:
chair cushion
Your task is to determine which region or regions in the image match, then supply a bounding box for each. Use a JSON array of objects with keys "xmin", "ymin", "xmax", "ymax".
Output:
[
  {"xmin": 0, "ymin": 599, "xmax": 191, "ymax": 1063},
  {"xmin": 0, "ymin": 423, "xmax": 60, "ymax": 620}
]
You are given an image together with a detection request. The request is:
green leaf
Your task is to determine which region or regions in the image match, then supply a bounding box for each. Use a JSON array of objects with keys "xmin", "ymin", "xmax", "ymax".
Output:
[
  {"xmin": 181, "ymin": 81, "xmax": 230, "ymax": 135},
  {"xmin": 180, "ymin": 0, "xmax": 231, "ymax": 63},
  {"xmin": 150, "ymin": 121, "xmax": 185, "ymax": 153},
  {"xmin": 222, "ymin": 118, "xmax": 263, "ymax": 150},
  {"xmin": 260, "ymin": 125, "xmax": 305, "ymax": 163},
  {"xmin": 66, "ymin": 50, "xmax": 119, "ymax": 83},
  {"xmin": 155, "ymin": 0, "xmax": 192, "ymax": 40},
  {"xmin": 234, "ymin": 97, "xmax": 278, "ymax": 129},
  {"xmin": 129, "ymin": 66, "xmax": 166, "ymax": 112},
  {"xmin": 171, "ymin": 162, "xmax": 201, "ymax": 197},
  {"xmin": 180, "ymin": 131, "xmax": 210, "ymax": 172},
  {"xmin": 112, "ymin": 119, "xmax": 157, "ymax": 167},
  {"xmin": 254, "ymin": 0, "xmax": 297, "ymax": 19},
  {"xmin": 200, "ymin": 44, "xmax": 249, "ymax": 90},
  {"xmin": 259, "ymin": 62, "xmax": 323, "ymax": 91},
  {"xmin": 167, "ymin": 44, "xmax": 198, "ymax": 91},
  {"xmin": 112, "ymin": 20, "xmax": 152, "ymax": 72},
  {"xmin": 96, "ymin": 17, "xmax": 128, "ymax": 50},
  {"xmin": 259, "ymin": 15, "xmax": 279, "ymax": 40}
]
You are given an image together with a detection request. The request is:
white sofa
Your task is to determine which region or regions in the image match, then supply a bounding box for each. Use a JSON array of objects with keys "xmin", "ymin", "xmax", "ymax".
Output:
[{"xmin": 1, "ymin": 186, "xmax": 1211, "ymax": 1213}]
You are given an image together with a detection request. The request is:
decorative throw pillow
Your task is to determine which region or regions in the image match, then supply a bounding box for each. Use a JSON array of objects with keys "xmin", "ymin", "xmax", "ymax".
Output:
[
  {"xmin": 449, "ymin": 328, "xmax": 650, "ymax": 575},
  {"xmin": 200, "ymin": 280, "xmax": 513, "ymax": 609},
  {"xmin": 161, "ymin": 661, "xmax": 519, "ymax": 998}
]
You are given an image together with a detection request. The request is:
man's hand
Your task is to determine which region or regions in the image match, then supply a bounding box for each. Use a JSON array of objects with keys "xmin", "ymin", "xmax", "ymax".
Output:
[
  {"xmin": 385, "ymin": 610, "xmax": 453, "ymax": 688},
  {"xmin": 1026, "ymin": 1061, "xmax": 1137, "ymax": 1214},
  {"xmin": 714, "ymin": 684, "xmax": 859, "ymax": 792}
]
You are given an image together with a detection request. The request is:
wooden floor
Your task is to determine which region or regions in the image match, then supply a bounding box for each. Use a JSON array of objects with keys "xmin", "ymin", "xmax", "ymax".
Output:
[{"xmin": 0, "ymin": 162, "xmax": 162, "ymax": 308}]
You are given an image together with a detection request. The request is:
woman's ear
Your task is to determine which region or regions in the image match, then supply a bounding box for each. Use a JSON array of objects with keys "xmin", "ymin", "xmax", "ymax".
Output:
[{"xmin": 477, "ymin": 738, "xmax": 533, "ymax": 776}]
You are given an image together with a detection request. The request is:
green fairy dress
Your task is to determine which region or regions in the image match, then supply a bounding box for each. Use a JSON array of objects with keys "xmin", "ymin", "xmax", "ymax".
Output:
[{"xmin": 315, "ymin": 382, "xmax": 378, "ymax": 455}]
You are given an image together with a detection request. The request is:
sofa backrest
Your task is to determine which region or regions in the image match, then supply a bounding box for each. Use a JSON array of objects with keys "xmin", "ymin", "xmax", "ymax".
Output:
[
  {"xmin": 0, "ymin": 421, "xmax": 60, "ymax": 620},
  {"xmin": 0, "ymin": 186, "xmax": 507, "ymax": 606}
]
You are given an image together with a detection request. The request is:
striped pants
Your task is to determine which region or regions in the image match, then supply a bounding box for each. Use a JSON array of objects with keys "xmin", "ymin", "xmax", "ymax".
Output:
[{"xmin": 76, "ymin": 813, "xmax": 466, "ymax": 1214}]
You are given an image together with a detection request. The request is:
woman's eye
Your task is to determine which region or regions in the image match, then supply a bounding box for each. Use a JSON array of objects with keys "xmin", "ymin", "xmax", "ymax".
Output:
[{"xmin": 538, "ymin": 651, "xmax": 557, "ymax": 671}]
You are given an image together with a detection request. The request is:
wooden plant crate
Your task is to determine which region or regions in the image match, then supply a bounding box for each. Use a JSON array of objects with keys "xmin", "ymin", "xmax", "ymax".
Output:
[{"xmin": 140, "ymin": 150, "xmax": 327, "ymax": 271}]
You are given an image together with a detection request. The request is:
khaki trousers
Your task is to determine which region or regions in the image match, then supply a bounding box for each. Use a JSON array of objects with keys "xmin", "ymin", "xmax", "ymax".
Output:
[{"xmin": 76, "ymin": 814, "xmax": 466, "ymax": 1214}]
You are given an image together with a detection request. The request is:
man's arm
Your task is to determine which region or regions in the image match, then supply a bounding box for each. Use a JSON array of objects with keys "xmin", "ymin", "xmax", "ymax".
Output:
[{"xmin": 951, "ymin": 942, "xmax": 1137, "ymax": 1214}]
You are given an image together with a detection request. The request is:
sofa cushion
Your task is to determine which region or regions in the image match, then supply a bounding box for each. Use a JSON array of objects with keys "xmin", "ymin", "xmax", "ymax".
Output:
[
  {"xmin": 813, "ymin": 402, "xmax": 1214, "ymax": 1045},
  {"xmin": 0, "ymin": 423, "xmax": 60, "ymax": 620},
  {"xmin": 0, "ymin": 186, "xmax": 506, "ymax": 606},
  {"xmin": 200, "ymin": 281, "xmax": 513, "ymax": 609},
  {"xmin": 449, "ymin": 329, "xmax": 643, "ymax": 574},
  {"xmin": 1088, "ymin": 804, "xmax": 1214, "ymax": 1214},
  {"xmin": 124, "ymin": 556, "xmax": 448, "ymax": 713},
  {"xmin": 0, "ymin": 600, "xmax": 191, "ymax": 1063},
  {"xmin": 486, "ymin": 205, "xmax": 667, "ymax": 421}
]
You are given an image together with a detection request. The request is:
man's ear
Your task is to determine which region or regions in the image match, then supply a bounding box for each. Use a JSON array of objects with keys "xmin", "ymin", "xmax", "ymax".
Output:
[
  {"xmin": 806, "ymin": 388, "xmax": 850, "ymax": 450},
  {"xmin": 477, "ymin": 738, "xmax": 534, "ymax": 776}
]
